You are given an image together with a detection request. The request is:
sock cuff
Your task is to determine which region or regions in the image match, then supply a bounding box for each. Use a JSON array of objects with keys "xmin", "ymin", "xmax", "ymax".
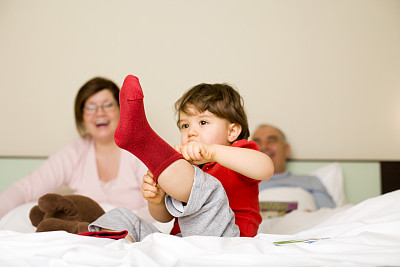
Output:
[{"xmin": 152, "ymin": 153, "xmax": 184, "ymax": 183}]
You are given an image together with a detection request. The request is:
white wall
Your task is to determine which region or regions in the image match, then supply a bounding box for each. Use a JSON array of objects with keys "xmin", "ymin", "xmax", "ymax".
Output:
[{"xmin": 1, "ymin": 0, "xmax": 399, "ymax": 160}]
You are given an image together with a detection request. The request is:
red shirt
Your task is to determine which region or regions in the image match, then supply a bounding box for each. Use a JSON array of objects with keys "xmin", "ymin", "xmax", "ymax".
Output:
[{"xmin": 170, "ymin": 139, "xmax": 262, "ymax": 237}]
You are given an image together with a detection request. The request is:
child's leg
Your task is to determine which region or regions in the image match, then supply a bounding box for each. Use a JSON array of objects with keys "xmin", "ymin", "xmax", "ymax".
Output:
[
  {"xmin": 165, "ymin": 166, "xmax": 240, "ymax": 237},
  {"xmin": 88, "ymin": 207, "xmax": 160, "ymax": 242},
  {"xmin": 114, "ymin": 75, "xmax": 194, "ymax": 203}
]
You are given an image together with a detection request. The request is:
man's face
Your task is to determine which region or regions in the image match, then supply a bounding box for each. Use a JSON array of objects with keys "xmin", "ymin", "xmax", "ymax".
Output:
[{"xmin": 252, "ymin": 125, "xmax": 290, "ymax": 174}]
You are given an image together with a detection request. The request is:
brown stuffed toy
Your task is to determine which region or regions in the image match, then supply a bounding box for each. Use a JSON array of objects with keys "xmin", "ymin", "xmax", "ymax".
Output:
[{"xmin": 29, "ymin": 193, "xmax": 105, "ymax": 234}]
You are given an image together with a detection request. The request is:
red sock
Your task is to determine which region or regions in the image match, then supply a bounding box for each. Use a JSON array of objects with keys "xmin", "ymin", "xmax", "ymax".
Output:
[
  {"xmin": 114, "ymin": 75, "xmax": 183, "ymax": 182},
  {"xmin": 78, "ymin": 230, "xmax": 128, "ymax": 240}
]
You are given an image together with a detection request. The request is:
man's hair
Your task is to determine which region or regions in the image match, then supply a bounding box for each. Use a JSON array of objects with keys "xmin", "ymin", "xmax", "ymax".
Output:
[
  {"xmin": 254, "ymin": 124, "xmax": 287, "ymax": 143},
  {"xmin": 174, "ymin": 83, "xmax": 250, "ymax": 141}
]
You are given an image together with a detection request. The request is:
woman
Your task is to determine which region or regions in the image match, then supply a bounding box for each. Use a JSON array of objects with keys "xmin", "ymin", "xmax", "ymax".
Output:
[{"xmin": 0, "ymin": 77, "xmax": 150, "ymax": 220}]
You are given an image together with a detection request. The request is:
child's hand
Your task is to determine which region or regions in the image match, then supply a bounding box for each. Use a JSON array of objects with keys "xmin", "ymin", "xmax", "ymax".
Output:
[
  {"xmin": 142, "ymin": 170, "xmax": 165, "ymax": 204},
  {"xmin": 174, "ymin": 141, "xmax": 215, "ymax": 165}
]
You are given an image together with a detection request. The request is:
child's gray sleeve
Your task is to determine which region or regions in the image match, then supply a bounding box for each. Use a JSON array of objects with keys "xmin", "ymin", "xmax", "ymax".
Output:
[{"xmin": 165, "ymin": 166, "xmax": 239, "ymax": 237}]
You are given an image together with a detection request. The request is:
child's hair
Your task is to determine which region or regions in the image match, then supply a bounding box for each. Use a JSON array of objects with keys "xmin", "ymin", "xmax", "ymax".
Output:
[{"xmin": 174, "ymin": 83, "xmax": 250, "ymax": 141}]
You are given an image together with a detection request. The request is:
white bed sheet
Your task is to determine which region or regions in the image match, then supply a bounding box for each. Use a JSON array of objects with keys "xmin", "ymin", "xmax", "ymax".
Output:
[{"xmin": 1, "ymin": 190, "xmax": 400, "ymax": 266}]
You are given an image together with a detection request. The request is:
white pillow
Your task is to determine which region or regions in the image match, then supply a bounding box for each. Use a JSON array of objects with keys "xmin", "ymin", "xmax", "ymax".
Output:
[
  {"xmin": 0, "ymin": 202, "xmax": 37, "ymax": 233},
  {"xmin": 311, "ymin": 162, "xmax": 347, "ymax": 207}
]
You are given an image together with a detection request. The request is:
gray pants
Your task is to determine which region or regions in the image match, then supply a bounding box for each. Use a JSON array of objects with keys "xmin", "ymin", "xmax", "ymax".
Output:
[{"xmin": 89, "ymin": 166, "xmax": 239, "ymax": 241}]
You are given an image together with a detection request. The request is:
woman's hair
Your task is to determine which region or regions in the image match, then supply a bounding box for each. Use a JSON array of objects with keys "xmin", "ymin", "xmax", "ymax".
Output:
[
  {"xmin": 74, "ymin": 77, "xmax": 120, "ymax": 137},
  {"xmin": 174, "ymin": 83, "xmax": 250, "ymax": 141}
]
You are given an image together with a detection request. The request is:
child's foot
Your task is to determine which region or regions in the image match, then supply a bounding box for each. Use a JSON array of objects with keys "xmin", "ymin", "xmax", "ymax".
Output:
[
  {"xmin": 114, "ymin": 75, "xmax": 144, "ymax": 149},
  {"xmin": 114, "ymin": 75, "xmax": 183, "ymax": 181}
]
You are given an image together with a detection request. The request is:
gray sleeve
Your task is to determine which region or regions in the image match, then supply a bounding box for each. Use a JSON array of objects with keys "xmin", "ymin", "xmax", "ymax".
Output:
[{"xmin": 313, "ymin": 190, "xmax": 336, "ymax": 209}]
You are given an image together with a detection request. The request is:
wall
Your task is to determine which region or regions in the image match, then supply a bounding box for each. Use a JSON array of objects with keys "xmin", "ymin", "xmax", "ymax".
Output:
[{"xmin": 1, "ymin": 0, "xmax": 399, "ymax": 160}]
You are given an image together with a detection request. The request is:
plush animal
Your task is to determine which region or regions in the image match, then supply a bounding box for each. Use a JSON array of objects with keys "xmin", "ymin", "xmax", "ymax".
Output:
[{"xmin": 29, "ymin": 193, "xmax": 105, "ymax": 234}]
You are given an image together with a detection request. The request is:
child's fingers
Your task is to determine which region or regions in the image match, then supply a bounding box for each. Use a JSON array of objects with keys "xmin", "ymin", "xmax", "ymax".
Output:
[
  {"xmin": 180, "ymin": 146, "xmax": 192, "ymax": 162},
  {"xmin": 199, "ymin": 145, "xmax": 210, "ymax": 160},
  {"xmin": 142, "ymin": 190, "xmax": 156, "ymax": 198},
  {"xmin": 179, "ymin": 142, "xmax": 196, "ymax": 161},
  {"xmin": 185, "ymin": 143, "xmax": 195, "ymax": 160},
  {"xmin": 189, "ymin": 146, "xmax": 202, "ymax": 161},
  {"xmin": 156, "ymin": 183, "xmax": 164, "ymax": 191},
  {"xmin": 174, "ymin": 144, "xmax": 183, "ymax": 154},
  {"xmin": 142, "ymin": 181, "xmax": 157, "ymax": 193},
  {"xmin": 142, "ymin": 177, "xmax": 159, "ymax": 199},
  {"xmin": 146, "ymin": 169, "xmax": 154, "ymax": 178},
  {"xmin": 143, "ymin": 173, "xmax": 156, "ymax": 187},
  {"xmin": 188, "ymin": 142, "xmax": 205, "ymax": 161}
]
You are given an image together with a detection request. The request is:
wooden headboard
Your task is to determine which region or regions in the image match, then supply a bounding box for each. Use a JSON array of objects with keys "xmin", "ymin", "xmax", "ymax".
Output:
[{"xmin": 380, "ymin": 161, "xmax": 400, "ymax": 195}]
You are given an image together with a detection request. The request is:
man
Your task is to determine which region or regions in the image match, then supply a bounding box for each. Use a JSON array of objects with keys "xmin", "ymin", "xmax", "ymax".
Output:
[{"xmin": 252, "ymin": 124, "xmax": 335, "ymax": 209}]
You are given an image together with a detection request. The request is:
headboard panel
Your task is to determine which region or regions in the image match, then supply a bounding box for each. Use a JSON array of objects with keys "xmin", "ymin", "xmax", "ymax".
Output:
[
  {"xmin": 286, "ymin": 160, "xmax": 381, "ymax": 205},
  {"xmin": 0, "ymin": 157, "xmax": 398, "ymax": 205}
]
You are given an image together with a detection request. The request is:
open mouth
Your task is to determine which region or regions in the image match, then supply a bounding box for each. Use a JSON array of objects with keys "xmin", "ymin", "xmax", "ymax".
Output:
[{"xmin": 95, "ymin": 121, "xmax": 109, "ymax": 127}]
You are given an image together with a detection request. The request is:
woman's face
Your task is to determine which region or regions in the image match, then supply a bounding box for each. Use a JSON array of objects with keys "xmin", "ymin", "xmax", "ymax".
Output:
[{"xmin": 83, "ymin": 89, "xmax": 120, "ymax": 143}]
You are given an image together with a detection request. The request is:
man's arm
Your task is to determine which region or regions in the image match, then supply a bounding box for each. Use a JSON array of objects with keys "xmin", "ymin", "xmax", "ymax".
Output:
[{"xmin": 313, "ymin": 190, "xmax": 336, "ymax": 209}]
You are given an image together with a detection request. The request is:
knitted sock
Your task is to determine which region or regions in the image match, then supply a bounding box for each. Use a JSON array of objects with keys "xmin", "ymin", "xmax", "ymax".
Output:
[
  {"xmin": 78, "ymin": 230, "xmax": 128, "ymax": 240},
  {"xmin": 114, "ymin": 75, "xmax": 183, "ymax": 182}
]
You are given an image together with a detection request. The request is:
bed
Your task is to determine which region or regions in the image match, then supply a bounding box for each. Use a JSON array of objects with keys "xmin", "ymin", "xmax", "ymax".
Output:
[{"xmin": 1, "ymin": 161, "xmax": 400, "ymax": 266}]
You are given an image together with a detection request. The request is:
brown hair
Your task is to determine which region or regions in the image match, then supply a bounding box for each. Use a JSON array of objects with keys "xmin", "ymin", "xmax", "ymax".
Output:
[
  {"xmin": 74, "ymin": 77, "xmax": 120, "ymax": 137},
  {"xmin": 174, "ymin": 83, "xmax": 250, "ymax": 141}
]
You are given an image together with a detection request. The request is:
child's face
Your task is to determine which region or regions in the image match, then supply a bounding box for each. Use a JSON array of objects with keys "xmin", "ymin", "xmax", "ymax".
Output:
[{"xmin": 178, "ymin": 105, "xmax": 234, "ymax": 146}]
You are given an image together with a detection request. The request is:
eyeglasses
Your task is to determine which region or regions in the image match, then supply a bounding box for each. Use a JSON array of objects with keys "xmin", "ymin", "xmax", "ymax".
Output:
[{"xmin": 84, "ymin": 101, "xmax": 117, "ymax": 115}]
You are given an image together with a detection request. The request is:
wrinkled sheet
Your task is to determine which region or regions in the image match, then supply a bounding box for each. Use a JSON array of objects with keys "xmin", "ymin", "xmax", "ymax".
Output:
[{"xmin": 1, "ymin": 190, "xmax": 400, "ymax": 266}]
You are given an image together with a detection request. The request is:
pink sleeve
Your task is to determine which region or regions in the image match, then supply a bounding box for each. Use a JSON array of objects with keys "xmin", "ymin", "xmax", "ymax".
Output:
[{"xmin": 0, "ymin": 138, "xmax": 87, "ymax": 218}]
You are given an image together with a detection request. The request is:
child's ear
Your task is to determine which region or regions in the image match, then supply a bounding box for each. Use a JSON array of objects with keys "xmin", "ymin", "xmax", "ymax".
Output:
[{"xmin": 227, "ymin": 123, "xmax": 242, "ymax": 143}]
